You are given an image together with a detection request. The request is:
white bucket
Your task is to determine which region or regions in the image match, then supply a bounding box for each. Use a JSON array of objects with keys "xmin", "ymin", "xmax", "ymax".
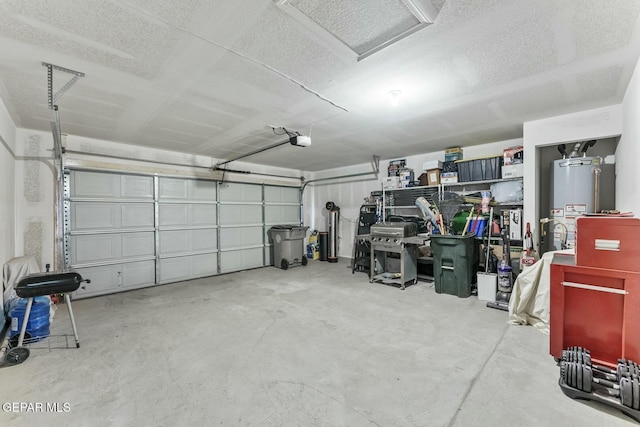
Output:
[{"xmin": 477, "ymin": 272, "xmax": 497, "ymax": 301}]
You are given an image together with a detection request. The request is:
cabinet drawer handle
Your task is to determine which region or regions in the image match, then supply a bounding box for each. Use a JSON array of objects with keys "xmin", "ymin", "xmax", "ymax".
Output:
[
  {"xmin": 562, "ymin": 281, "xmax": 627, "ymax": 295},
  {"xmin": 595, "ymin": 239, "xmax": 620, "ymax": 251},
  {"xmin": 442, "ymin": 266, "xmax": 454, "ymax": 270}
]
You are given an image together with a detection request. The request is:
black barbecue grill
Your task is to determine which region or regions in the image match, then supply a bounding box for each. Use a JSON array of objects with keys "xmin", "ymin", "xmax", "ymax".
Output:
[{"xmin": 5, "ymin": 271, "xmax": 90, "ymax": 365}]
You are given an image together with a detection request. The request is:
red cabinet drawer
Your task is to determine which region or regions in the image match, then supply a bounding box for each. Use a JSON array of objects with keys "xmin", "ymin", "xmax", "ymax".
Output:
[
  {"xmin": 576, "ymin": 217, "xmax": 640, "ymax": 272},
  {"xmin": 550, "ymin": 263, "xmax": 640, "ymax": 367}
]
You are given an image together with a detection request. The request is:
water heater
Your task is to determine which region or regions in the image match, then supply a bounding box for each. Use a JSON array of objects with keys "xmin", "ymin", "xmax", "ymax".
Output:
[{"xmin": 549, "ymin": 150, "xmax": 601, "ymax": 250}]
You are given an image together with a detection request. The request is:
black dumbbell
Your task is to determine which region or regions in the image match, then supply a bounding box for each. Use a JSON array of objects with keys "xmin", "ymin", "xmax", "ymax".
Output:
[
  {"xmin": 619, "ymin": 377, "xmax": 640, "ymax": 411},
  {"xmin": 563, "ymin": 347, "xmax": 640, "ymax": 381},
  {"xmin": 561, "ymin": 360, "xmax": 620, "ymax": 393},
  {"xmin": 561, "ymin": 360, "xmax": 640, "ymax": 410}
]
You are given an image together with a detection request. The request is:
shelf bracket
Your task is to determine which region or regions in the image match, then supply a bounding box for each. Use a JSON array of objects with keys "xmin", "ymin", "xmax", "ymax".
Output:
[{"xmin": 42, "ymin": 62, "xmax": 85, "ymax": 109}]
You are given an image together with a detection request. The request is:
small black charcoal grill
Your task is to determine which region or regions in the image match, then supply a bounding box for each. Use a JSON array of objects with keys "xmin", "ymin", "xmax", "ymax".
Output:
[{"xmin": 5, "ymin": 271, "xmax": 90, "ymax": 365}]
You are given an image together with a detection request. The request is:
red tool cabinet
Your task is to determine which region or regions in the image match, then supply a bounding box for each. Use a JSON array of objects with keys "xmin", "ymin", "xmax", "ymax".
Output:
[{"xmin": 550, "ymin": 217, "xmax": 640, "ymax": 367}]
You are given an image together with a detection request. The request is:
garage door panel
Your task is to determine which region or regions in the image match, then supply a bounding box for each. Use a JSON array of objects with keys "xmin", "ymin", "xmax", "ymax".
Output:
[
  {"xmin": 191, "ymin": 204, "xmax": 216, "ymax": 226},
  {"xmin": 265, "ymin": 205, "xmax": 299, "ymax": 224},
  {"xmin": 158, "ymin": 257, "xmax": 190, "ymax": 283},
  {"xmin": 219, "ymin": 204, "xmax": 262, "ymax": 225},
  {"xmin": 219, "ymin": 183, "xmax": 261, "ymax": 202},
  {"xmin": 191, "ymin": 229, "xmax": 217, "ymax": 251},
  {"xmin": 72, "ymin": 203, "xmax": 118, "ymax": 230},
  {"xmin": 159, "ymin": 230, "xmax": 190, "ymax": 254},
  {"xmin": 159, "ymin": 204, "xmax": 189, "ymax": 226},
  {"xmin": 73, "ymin": 265, "xmax": 117, "ymax": 297},
  {"xmin": 71, "ymin": 234, "xmax": 119, "ymax": 264},
  {"xmin": 72, "ymin": 171, "xmax": 120, "ymax": 198},
  {"xmin": 264, "ymin": 247, "xmax": 273, "ymax": 266},
  {"xmin": 121, "ymin": 175, "xmax": 154, "ymax": 199},
  {"xmin": 190, "ymin": 253, "xmax": 217, "ymax": 276},
  {"xmin": 220, "ymin": 248, "xmax": 263, "ymax": 272},
  {"xmin": 122, "ymin": 261, "xmax": 155, "ymax": 289},
  {"xmin": 191, "ymin": 180, "xmax": 216, "ymax": 201},
  {"xmin": 264, "ymin": 186, "xmax": 299, "ymax": 203},
  {"xmin": 220, "ymin": 226, "xmax": 262, "ymax": 249},
  {"xmin": 159, "ymin": 178, "xmax": 188, "ymax": 199},
  {"xmin": 121, "ymin": 232, "xmax": 155, "ymax": 258},
  {"xmin": 121, "ymin": 204, "xmax": 154, "ymax": 228}
]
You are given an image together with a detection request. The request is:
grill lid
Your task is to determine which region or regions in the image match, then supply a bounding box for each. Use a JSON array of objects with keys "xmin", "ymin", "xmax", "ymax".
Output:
[{"xmin": 370, "ymin": 222, "xmax": 418, "ymax": 238}]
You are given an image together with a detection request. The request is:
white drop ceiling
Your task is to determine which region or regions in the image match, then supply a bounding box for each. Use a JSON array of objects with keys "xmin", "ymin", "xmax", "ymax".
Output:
[{"xmin": 0, "ymin": 0, "xmax": 639, "ymax": 171}]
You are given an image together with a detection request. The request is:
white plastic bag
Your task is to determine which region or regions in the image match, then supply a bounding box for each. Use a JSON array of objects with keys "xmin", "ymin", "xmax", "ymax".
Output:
[{"xmin": 490, "ymin": 180, "xmax": 523, "ymax": 204}]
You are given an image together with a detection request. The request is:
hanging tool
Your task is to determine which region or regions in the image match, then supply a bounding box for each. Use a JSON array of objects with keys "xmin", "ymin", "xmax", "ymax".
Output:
[{"xmin": 461, "ymin": 206, "xmax": 474, "ymax": 236}]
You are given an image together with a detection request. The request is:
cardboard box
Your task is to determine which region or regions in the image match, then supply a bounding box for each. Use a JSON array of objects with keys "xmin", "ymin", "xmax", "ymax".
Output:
[
  {"xmin": 502, "ymin": 163, "xmax": 524, "ymax": 178},
  {"xmin": 509, "ymin": 209, "xmax": 523, "ymax": 240},
  {"xmin": 399, "ymin": 168, "xmax": 414, "ymax": 188},
  {"xmin": 382, "ymin": 176, "xmax": 400, "ymax": 189},
  {"xmin": 422, "ymin": 160, "xmax": 443, "ymax": 171},
  {"xmin": 445, "ymin": 147, "xmax": 463, "ymax": 162},
  {"xmin": 426, "ymin": 169, "xmax": 441, "ymax": 185},
  {"xmin": 418, "ymin": 173, "xmax": 429, "ymax": 186},
  {"xmin": 440, "ymin": 172, "xmax": 458, "ymax": 184}
]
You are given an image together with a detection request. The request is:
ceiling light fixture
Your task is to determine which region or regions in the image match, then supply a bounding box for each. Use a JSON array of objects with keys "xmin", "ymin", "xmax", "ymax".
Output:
[{"xmin": 389, "ymin": 90, "xmax": 402, "ymax": 107}]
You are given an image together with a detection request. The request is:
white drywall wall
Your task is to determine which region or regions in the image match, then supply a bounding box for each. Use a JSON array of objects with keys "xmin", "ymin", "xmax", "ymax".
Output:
[
  {"xmin": 0, "ymin": 97, "xmax": 16, "ymax": 269},
  {"xmin": 618, "ymin": 56, "xmax": 640, "ymax": 215},
  {"xmin": 522, "ymin": 104, "xmax": 624, "ymax": 238},
  {"xmin": 13, "ymin": 129, "xmax": 55, "ymax": 271}
]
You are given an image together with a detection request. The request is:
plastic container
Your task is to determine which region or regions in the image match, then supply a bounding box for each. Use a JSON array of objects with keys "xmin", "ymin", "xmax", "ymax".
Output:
[
  {"xmin": 431, "ymin": 234, "xmax": 476, "ymax": 298},
  {"xmin": 268, "ymin": 225, "xmax": 309, "ymax": 270},
  {"xmin": 477, "ymin": 272, "xmax": 497, "ymax": 301},
  {"xmin": 457, "ymin": 157, "xmax": 503, "ymax": 182},
  {"xmin": 10, "ymin": 297, "xmax": 51, "ymax": 343},
  {"xmin": 469, "ymin": 217, "xmax": 488, "ymax": 236}
]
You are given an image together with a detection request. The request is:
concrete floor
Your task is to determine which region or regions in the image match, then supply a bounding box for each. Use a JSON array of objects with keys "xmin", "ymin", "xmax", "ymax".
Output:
[{"xmin": 0, "ymin": 261, "xmax": 636, "ymax": 426}]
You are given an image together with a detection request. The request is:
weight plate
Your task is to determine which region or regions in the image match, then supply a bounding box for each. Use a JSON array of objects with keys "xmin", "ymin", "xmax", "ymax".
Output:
[
  {"xmin": 618, "ymin": 363, "xmax": 626, "ymax": 380},
  {"xmin": 578, "ymin": 361, "xmax": 584, "ymax": 391},
  {"xmin": 621, "ymin": 378, "xmax": 633, "ymax": 408},
  {"xmin": 584, "ymin": 365, "xmax": 593, "ymax": 393},
  {"xmin": 571, "ymin": 362, "xmax": 576, "ymax": 388},
  {"xmin": 634, "ymin": 378, "xmax": 640, "ymax": 410},
  {"xmin": 567, "ymin": 363, "xmax": 573, "ymax": 387}
]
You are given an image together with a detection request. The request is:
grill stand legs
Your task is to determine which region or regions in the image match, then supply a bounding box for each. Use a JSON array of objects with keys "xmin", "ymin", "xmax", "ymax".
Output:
[{"xmin": 65, "ymin": 293, "xmax": 80, "ymax": 348}]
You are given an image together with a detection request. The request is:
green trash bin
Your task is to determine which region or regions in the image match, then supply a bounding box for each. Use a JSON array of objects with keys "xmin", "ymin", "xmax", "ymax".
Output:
[{"xmin": 431, "ymin": 234, "xmax": 476, "ymax": 298}]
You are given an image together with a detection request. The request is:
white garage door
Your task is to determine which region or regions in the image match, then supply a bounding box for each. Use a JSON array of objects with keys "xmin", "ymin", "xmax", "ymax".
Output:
[
  {"xmin": 67, "ymin": 171, "xmax": 156, "ymax": 298},
  {"xmin": 66, "ymin": 170, "xmax": 302, "ymax": 298},
  {"xmin": 157, "ymin": 177, "xmax": 218, "ymax": 284},
  {"xmin": 218, "ymin": 182, "xmax": 264, "ymax": 273}
]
